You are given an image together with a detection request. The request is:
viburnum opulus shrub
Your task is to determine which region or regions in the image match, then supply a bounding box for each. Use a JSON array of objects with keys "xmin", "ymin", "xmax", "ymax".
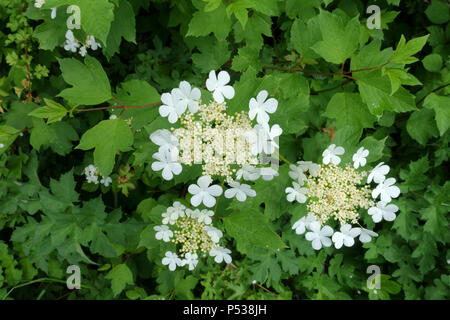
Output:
[{"xmin": 0, "ymin": 0, "xmax": 448, "ymax": 300}]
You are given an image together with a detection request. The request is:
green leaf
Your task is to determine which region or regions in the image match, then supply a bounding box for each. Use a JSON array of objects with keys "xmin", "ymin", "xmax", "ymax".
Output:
[
  {"xmin": 192, "ymin": 37, "xmax": 231, "ymax": 73},
  {"xmin": 425, "ymin": 0, "xmax": 450, "ymax": 24},
  {"xmin": 325, "ymin": 92, "xmax": 376, "ymax": 130},
  {"xmin": 231, "ymin": 46, "xmax": 262, "ymax": 72},
  {"xmin": 311, "ymin": 11, "xmax": 360, "ymax": 64},
  {"xmin": 49, "ymin": 170, "xmax": 79, "ymax": 204},
  {"xmin": 406, "ymin": 109, "xmax": 439, "ymax": 145},
  {"xmin": 105, "ymin": 263, "xmax": 134, "ymax": 296},
  {"xmin": 391, "ymin": 35, "xmax": 429, "ymax": 65},
  {"xmin": 422, "ymin": 54, "xmax": 443, "ymax": 72},
  {"xmin": 233, "ymin": 14, "xmax": 271, "ymax": 50},
  {"xmin": 187, "ymin": 2, "xmax": 231, "ymax": 41},
  {"xmin": 0, "ymin": 125, "xmax": 20, "ymax": 155},
  {"xmin": 28, "ymin": 99, "xmax": 67, "ymax": 124},
  {"xmin": 290, "ymin": 17, "xmax": 322, "ymax": 60},
  {"xmin": 58, "ymin": 56, "xmax": 112, "ymax": 106},
  {"xmin": 423, "ymin": 93, "xmax": 450, "ymax": 136},
  {"xmin": 223, "ymin": 209, "xmax": 287, "ymax": 254},
  {"xmin": 421, "ymin": 206, "xmax": 448, "ymax": 244},
  {"xmin": 77, "ymin": 119, "xmax": 134, "ymax": 176}
]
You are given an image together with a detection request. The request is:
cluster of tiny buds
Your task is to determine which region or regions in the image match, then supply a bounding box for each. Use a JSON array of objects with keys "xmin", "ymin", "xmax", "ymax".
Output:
[{"xmin": 83, "ymin": 164, "xmax": 112, "ymax": 187}]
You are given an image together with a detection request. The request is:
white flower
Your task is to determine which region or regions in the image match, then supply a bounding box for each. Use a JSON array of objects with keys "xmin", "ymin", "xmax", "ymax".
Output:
[
  {"xmin": 368, "ymin": 201, "xmax": 399, "ymax": 223},
  {"xmin": 172, "ymin": 81, "xmax": 201, "ymax": 114},
  {"xmin": 352, "ymin": 147, "xmax": 369, "ymax": 169},
  {"xmin": 235, "ymin": 165, "xmax": 260, "ymax": 181},
  {"xmin": 151, "ymin": 149, "xmax": 182, "ymax": 181},
  {"xmin": 159, "ymin": 91, "xmax": 180, "ymax": 123},
  {"xmin": 34, "ymin": 0, "xmax": 45, "ymax": 8},
  {"xmin": 203, "ymin": 226, "xmax": 223, "ymax": 243},
  {"xmin": 260, "ymin": 167, "xmax": 279, "ymax": 181},
  {"xmin": 86, "ymin": 35, "xmax": 101, "ymax": 50},
  {"xmin": 196, "ymin": 209, "xmax": 214, "ymax": 225},
  {"xmin": 0, "ymin": 143, "xmax": 4, "ymax": 148},
  {"xmin": 288, "ymin": 164, "xmax": 307, "ymax": 185},
  {"xmin": 84, "ymin": 164, "xmax": 99, "ymax": 184},
  {"xmin": 331, "ymin": 224, "xmax": 361, "ymax": 249},
  {"xmin": 150, "ymin": 129, "xmax": 179, "ymax": 156},
  {"xmin": 109, "ymin": 114, "xmax": 117, "ymax": 120},
  {"xmin": 161, "ymin": 201, "xmax": 186, "ymax": 225},
  {"xmin": 359, "ymin": 228, "xmax": 378, "ymax": 243},
  {"xmin": 51, "ymin": 7, "xmax": 56, "ymax": 19},
  {"xmin": 305, "ymin": 222, "xmax": 333, "ymax": 250},
  {"xmin": 248, "ymin": 90, "xmax": 278, "ymax": 124},
  {"xmin": 292, "ymin": 214, "xmax": 317, "ymax": 235},
  {"xmin": 206, "ymin": 70, "xmax": 235, "ymax": 103},
  {"xmin": 153, "ymin": 225, "xmax": 173, "ymax": 242},
  {"xmin": 367, "ymin": 162, "xmax": 390, "ymax": 184},
  {"xmin": 64, "ymin": 30, "xmax": 80, "ymax": 52},
  {"xmin": 247, "ymin": 123, "xmax": 282, "ymax": 155},
  {"xmin": 100, "ymin": 176, "xmax": 112, "ymax": 187},
  {"xmin": 224, "ymin": 182, "xmax": 256, "ymax": 202},
  {"xmin": 182, "ymin": 253, "xmax": 198, "ymax": 271},
  {"xmin": 162, "ymin": 251, "xmax": 183, "ymax": 271},
  {"xmin": 322, "ymin": 144, "xmax": 345, "ymax": 165},
  {"xmin": 188, "ymin": 176, "xmax": 223, "ymax": 208},
  {"xmin": 209, "ymin": 246, "xmax": 232, "ymax": 264},
  {"xmin": 79, "ymin": 46, "xmax": 87, "ymax": 57},
  {"xmin": 372, "ymin": 178, "xmax": 400, "ymax": 203},
  {"xmin": 285, "ymin": 182, "xmax": 308, "ymax": 203},
  {"xmin": 297, "ymin": 161, "xmax": 321, "ymax": 177}
]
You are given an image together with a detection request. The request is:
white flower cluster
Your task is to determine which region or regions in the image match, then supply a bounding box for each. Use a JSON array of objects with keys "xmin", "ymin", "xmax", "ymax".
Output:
[
  {"xmin": 154, "ymin": 202, "xmax": 232, "ymax": 271},
  {"xmin": 64, "ymin": 31, "xmax": 101, "ymax": 57},
  {"xmin": 83, "ymin": 164, "xmax": 112, "ymax": 187},
  {"xmin": 288, "ymin": 144, "xmax": 400, "ymax": 250}
]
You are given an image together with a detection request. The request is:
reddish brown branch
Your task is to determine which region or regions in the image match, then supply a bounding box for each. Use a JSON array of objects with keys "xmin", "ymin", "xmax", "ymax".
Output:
[{"xmin": 74, "ymin": 101, "xmax": 162, "ymax": 113}]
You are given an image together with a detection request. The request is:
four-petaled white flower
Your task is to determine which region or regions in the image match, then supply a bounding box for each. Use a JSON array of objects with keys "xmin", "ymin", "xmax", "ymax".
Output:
[
  {"xmin": 247, "ymin": 123, "xmax": 282, "ymax": 155},
  {"xmin": 224, "ymin": 182, "xmax": 256, "ymax": 202},
  {"xmin": 203, "ymin": 226, "xmax": 223, "ymax": 243},
  {"xmin": 285, "ymin": 182, "xmax": 308, "ymax": 203},
  {"xmin": 162, "ymin": 251, "xmax": 183, "ymax": 271},
  {"xmin": 162, "ymin": 201, "xmax": 186, "ymax": 225},
  {"xmin": 297, "ymin": 161, "xmax": 321, "ymax": 177},
  {"xmin": 64, "ymin": 30, "xmax": 79, "ymax": 52},
  {"xmin": 322, "ymin": 144, "xmax": 345, "ymax": 165},
  {"xmin": 248, "ymin": 90, "xmax": 278, "ymax": 124},
  {"xmin": 352, "ymin": 147, "xmax": 369, "ymax": 169},
  {"xmin": 235, "ymin": 165, "xmax": 260, "ymax": 181},
  {"xmin": 260, "ymin": 167, "xmax": 279, "ymax": 181},
  {"xmin": 151, "ymin": 149, "xmax": 182, "ymax": 180},
  {"xmin": 150, "ymin": 129, "xmax": 179, "ymax": 156},
  {"xmin": 358, "ymin": 228, "xmax": 378, "ymax": 243},
  {"xmin": 159, "ymin": 91, "xmax": 180, "ymax": 123},
  {"xmin": 368, "ymin": 201, "xmax": 399, "ymax": 223},
  {"xmin": 209, "ymin": 246, "xmax": 232, "ymax": 264},
  {"xmin": 100, "ymin": 176, "xmax": 112, "ymax": 187},
  {"xmin": 367, "ymin": 162, "xmax": 390, "ymax": 184},
  {"xmin": 196, "ymin": 209, "xmax": 214, "ymax": 225},
  {"xmin": 188, "ymin": 176, "xmax": 223, "ymax": 207},
  {"xmin": 331, "ymin": 224, "xmax": 361, "ymax": 249},
  {"xmin": 292, "ymin": 214, "xmax": 317, "ymax": 235},
  {"xmin": 305, "ymin": 222, "xmax": 334, "ymax": 250},
  {"xmin": 86, "ymin": 35, "xmax": 101, "ymax": 50},
  {"xmin": 206, "ymin": 70, "xmax": 235, "ymax": 103},
  {"xmin": 288, "ymin": 164, "xmax": 307, "ymax": 185},
  {"xmin": 372, "ymin": 178, "xmax": 400, "ymax": 203},
  {"xmin": 154, "ymin": 225, "xmax": 173, "ymax": 242},
  {"xmin": 182, "ymin": 253, "xmax": 198, "ymax": 271},
  {"xmin": 172, "ymin": 81, "xmax": 201, "ymax": 114}
]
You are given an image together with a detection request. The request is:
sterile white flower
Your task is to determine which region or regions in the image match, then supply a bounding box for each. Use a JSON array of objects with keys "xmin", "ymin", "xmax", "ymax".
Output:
[
  {"xmin": 86, "ymin": 35, "xmax": 101, "ymax": 50},
  {"xmin": 34, "ymin": 0, "xmax": 45, "ymax": 8},
  {"xmin": 247, "ymin": 123, "xmax": 282, "ymax": 155},
  {"xmin": 64, "ymin": 30, "xmax": 79, "ymax": 52},
  {"xmin": 162, "ymin": 251, "xmax": 183, "ymax": 271},
  {"xmin": 203, "ymin": 226, "xmax": 223, "ymax": 243},
  {"xmin": 260, "ymin": 167, "xmax": 279, "ymax": 181},
  {"xmin": 182, "ymin": 252, "xmax": 198, "ymax": 271},
  {"xmin": 196, "ymin": 209, "xmax": 214, "ymax": 225},
  {"xmin": 322, "ymin": 144, "xmax": 345, "ymax": 165},
  {"xmin": 292, "ymin": 214, "xmax": 317, "ymax": 235},
  {"xmin": 161, "ymin": 201, "xmax": 186, "ymax": 225},
  {"xmin": 224, "ymin": 182, "xmax": 256, "ymax": 202},
  {"xmin": 352, "ymin": 147, "xmax": 369, "ymax": 169},
  {"xmin": 285, "ymin": 182, "xmax": 308, "ymax": 203},
  {"xmin": 209, "ymin": 246, "xmax": 232, "ymax": 264},
  {"xmin": 367, "ymin": 162, "xmax": 390, "ymax": 184},
  {"xmin": 305, "ymin": 221, "xmax": 333, "ymax": 250},
  {"xmin": 172, "ymin": 81, "xmax": 201, "ymax": 114},
  {"xmin": 358, "ymin": 228, "xmax": 378, "ymax": 243},
  {"xmin": 206, "ymin": 70, "xmax": 235, "ymax": 103},
  {"xmin": 331, "ymin": 224, "xmax": 361, "ymax": 249},
  {"xmin": 372, "ymin": 178, "xmax": 400, "ymax": 203},
  {"xmin": 100, "ymin": 176, "xmax": 112, "ymax": 187},
  {"xmin": 248, "ymin": 90, "xmax": 278, "ymax": 124},
  {"xmin": 109, "ymin": 114, "xmax": 117, "ymax": 120},
  {"xmin": 79, "ymin": 46, "xmax": 87, "ymax": 57},
  {"xmin": 159, "ymin": 91, "xmax": 180, "ymax": 123},
  {"xmin": 51, "ymin": 7, "xmax": 56, "ymax": 19},
  {"xmin": 288, "ymin": 164, "xmax": 307, "ymax": 185},
  {"xmin": 297, "ymin": 161, "xmax": 321, "ymax": 177},
  {"xmin": 150, "ymin": 129, "xmax": 179, "ymax": 155},
  {"xmin": 151, "ymin": 149, "xmax": 182, "ymax": 180},
  {"xmin": 188, "ymin": 176, "xmax": 223, "ymax": 208},
  {"xmin": 368, "ymin": 201, "xmax": 399, "ymax": 223},
  {"xmin": 235, "ymin": 165, "xmax": 261, "ymax": 181},
  {"xmin": 154, "ymin": 225, "xmax": 173, "ymax": 242}
]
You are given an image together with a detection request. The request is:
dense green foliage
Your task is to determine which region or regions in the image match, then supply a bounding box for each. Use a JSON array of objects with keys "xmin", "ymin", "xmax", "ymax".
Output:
[{"xmin": 0, "ymin": 0, "xmax": 449, "ymax": 300}]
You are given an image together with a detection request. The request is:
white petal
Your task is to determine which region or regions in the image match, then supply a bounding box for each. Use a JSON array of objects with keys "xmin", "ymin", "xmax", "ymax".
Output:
[
  {"xmin": 217, "ymin": 70, "xmax": 230, "ymax": 86},
  {"xmin": 191, "ymin": 194, "xmax": 203, "ymax": 207},
  {"xmin": 221, "ymin": 85, "xmax": 235, "ymax": 100}
]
